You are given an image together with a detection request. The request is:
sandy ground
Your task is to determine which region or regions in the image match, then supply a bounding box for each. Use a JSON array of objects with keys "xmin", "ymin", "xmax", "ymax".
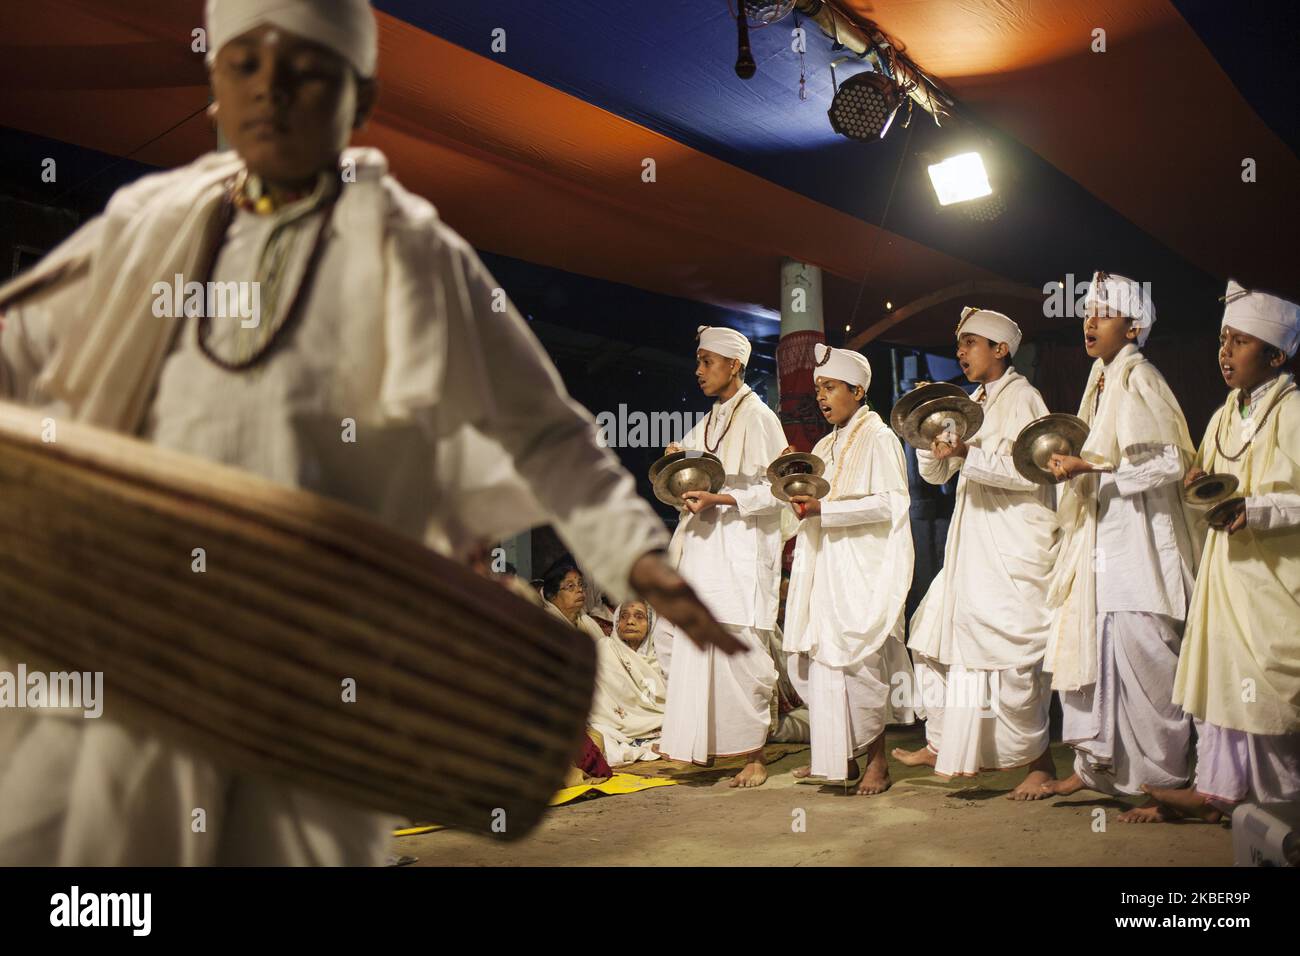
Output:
[{"xmin": 394, "ymin": 727, "xmax": 1232, "ymax": 866}]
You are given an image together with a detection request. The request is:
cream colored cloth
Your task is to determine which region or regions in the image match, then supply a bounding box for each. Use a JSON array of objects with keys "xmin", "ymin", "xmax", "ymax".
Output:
[
  {"xmin": 657, "ymin": 625, "xmax": 778, "ymax": 763},
  {"xmin": 588, "ymin": 607, "xmax": 667, "ymax": 766},
  {"xmin": 917, "ymin": 657, "xmax": 1052, "ymax": 778},
  {"xmin": 205, "ymin": 0, "xmax": 379, "ymax": 78},
  {"xmin": 666, "ymin": 383, "xmax": 787, "ymax": 628},
  {"xmin": 658, "ymin": 382, "xmax": 785, "ymax": 763},
  {"xmin": 909, "ymin": 370, "xmax": 1058, "ymax": 670},
  {"xmin": 783, "ymin": 405, "xmax": 912, "ymax": 667},
  {"xmin": 787, "ymin": 638, "xmax": 914, "ymax": 779},
  {"xmin": 1045, "ymin": 345, "xmax": 1199, "ymax": 691},
  {"xmin": 1174, "ymin": 374, "xmax": 1300, "ymax": 735},
  {"xmin": 543, "ymin": 600, "xmax": 606, "ymax": 643}
]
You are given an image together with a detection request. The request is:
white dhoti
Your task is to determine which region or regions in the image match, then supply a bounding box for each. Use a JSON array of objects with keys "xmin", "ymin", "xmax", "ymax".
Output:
[
  {"xmin": 1061, "ymin": 611, "xmax": 1192, "ymax": 795},
  {"xmin": 917, "ymin": 657, "xmax": 1051, "ymax": 778},
  {"xmin": 656, "ymin": 623, "xmax": 778, "ymax": 763},
  {"xmin": 1194, "ymin": 721, "xmax": 1300, "ymax": 809},
  {"xmin": 0, "ymin": 714, "xmax": 396, "ymax": 865},
  {"xmin": 788, "ymin": 637, "xmax": 914, "ymax": 779}
]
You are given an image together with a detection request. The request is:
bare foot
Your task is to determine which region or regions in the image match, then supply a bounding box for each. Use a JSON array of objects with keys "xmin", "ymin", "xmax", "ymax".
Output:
[
  {"xmin": 727, "ymin": 752, "xmax": 768, "ymax": 788},
  {"xmin": 1117, "ymin": 797, "xmax": 1168, "ymax": 823},
  {"xmin": 856, "ymin": 738, "xmax": 891, "ymax": 795},
  {"xmin": 891, "ymin": 745, "xmax": 936, "ymax": 767},
  {"xmin": 793, "ymin": 759, "xmax": 858, "ymax": 783},
  {"xmin": 1039, "ymin": 771, "xmax": 1086, "ymax": 797},
  {"xmin": 1141, "ymin": 784, "xmax": 1223, "ymax": 823},
  {"xmin": 1008, "ymin": 750, "xmax": 1057, "ymax": 801}
]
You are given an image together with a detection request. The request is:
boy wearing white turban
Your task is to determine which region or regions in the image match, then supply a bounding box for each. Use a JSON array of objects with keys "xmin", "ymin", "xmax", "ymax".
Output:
[
  {"xmin": 895, "ymin": 309, "xmax": 1062, "ymax": 799},
  {"xmin": 782, "ymin": 345, "xmax": 916, "ymax": 793},
  {"xmin": 0, "ymin": 0, "xmax": 736, "ymax": 865},
  {"xmin": 654, "ymin": 326, "xmax": 788, "ymax": 787},
  {"xmin": 1146, "ymin": 282, "xmax": 1300, "ymax": 820},
  {"xmin": 1038, "ymin": 272, "xmax": 1202, "ymax": 822}
]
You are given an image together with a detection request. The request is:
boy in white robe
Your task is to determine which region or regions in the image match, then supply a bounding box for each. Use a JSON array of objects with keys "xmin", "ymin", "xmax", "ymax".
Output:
[
  {"xmin": 1148, "ymin": 282, "xmax": 1300, "ymax": 820},
  {"xmin": 1039, "ymin": 272, "xmax": 1202, "ymax": 822},
  {"xmin": 894, "ymin": 310, "xmax": 1061, "ymax": 799},
  {"xmin": 655, "ymin": 326, "xmax": 787, "ymax": 787},
  {"xmin": 0, "ymin": 0, "xmax": 736, "ymax": 866},
  {"xmin": 782, "ymin": 345, "xmax": 915, "ymax": 793}
]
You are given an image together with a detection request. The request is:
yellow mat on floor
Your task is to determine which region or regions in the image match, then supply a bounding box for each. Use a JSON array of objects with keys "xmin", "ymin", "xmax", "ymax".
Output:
[
  {"xmin": 549, "ymin": 771, "xmax": 677, "ymax": 806},
  {"xmin": 393, "ymin": 773, "xmax": 678, "ymax": 835}
]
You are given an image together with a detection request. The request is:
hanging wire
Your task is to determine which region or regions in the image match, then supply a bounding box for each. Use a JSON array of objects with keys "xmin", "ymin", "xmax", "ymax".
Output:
[
  {"xmin": 50, "ymin": 101, "xmax": 210, "ymax": 206},
  {"xmin": 845, "ymin": 117, "xmax": 915, "ymax": 339}
]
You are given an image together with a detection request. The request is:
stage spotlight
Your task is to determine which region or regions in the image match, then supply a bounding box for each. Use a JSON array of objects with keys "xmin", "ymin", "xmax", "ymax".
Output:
[
  {"xmin": 828, "ymin": 70, "xmax": 901, "ymax": 141},
  {"xmin": 927, "ymin": 151, "xmax": 992, "ymax": 206}
]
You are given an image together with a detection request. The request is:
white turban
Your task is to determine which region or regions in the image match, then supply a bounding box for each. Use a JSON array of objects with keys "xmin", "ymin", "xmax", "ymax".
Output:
[
  {"xmin": 696, "ymin": 325, "xmax": 752, "ymax": 367},
  {"xmin": 205, "ymin": 0, "xmax": 379, "ymax": 78},
  {"xmin": 956, "ymin": 307, "xmax": 1023, "ymax": 356},
  {"xmin": 813, "ymin": 342, "xmax": 872, "ymax": 391},
  {"xmin": 1084, "ymin": 270, "xmax": 1156, "ymax": 346},
  {"xmin": 1221, "ymin": 279, "xmax": 1300, "ymax": 359}
]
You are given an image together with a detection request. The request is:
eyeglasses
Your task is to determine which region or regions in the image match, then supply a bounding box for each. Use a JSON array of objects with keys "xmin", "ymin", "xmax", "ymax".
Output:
[{"xmin": 557, "ymin": 582, "xmax": 584, "ymax": 594}]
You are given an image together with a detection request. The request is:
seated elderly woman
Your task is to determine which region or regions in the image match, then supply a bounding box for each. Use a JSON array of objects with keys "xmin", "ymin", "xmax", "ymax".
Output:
[
  {"xmin": 541, "ymin": 561, "xmax": 606, "ymax": 642},
  {"xmin": 589, "ymin": 599, "xmax": 668, "ymax": 766}
]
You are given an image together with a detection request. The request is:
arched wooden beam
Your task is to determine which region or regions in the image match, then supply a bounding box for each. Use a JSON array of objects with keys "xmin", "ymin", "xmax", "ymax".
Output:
[{"xmin": 845, "ymin": 279, "xmax": 1044, "ymax": 350}]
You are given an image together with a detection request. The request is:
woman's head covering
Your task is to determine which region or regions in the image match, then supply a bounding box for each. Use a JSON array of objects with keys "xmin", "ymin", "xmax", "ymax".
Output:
[
  {"xmin": 612, "ymin": 599, "xmax": 657, "ymax": 658},
  {"xmin": 205, "ymin": 0, "xmax": 379, "ymax": 78}
]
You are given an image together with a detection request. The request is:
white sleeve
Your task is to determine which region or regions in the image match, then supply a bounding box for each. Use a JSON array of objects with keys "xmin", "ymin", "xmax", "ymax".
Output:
[
  {"xmin": 820, "ymin": 490, "xmax": 906, "ymax": 528},
  {"xmin": 432, "ymin": 230, "xmax": 669, "ymax": 601},
  {"xmin": 729, "ymin": 405, "xmax": 790, "ymax": 518},
  {"xmin": 731, "ymin": 480, "xmax": 784, "ymax": 517},
  {"xmin": 960, "ymin": 444, "xmax": 1040, "ymax": 492},
  {"xmin": 1111, "ymin": 442, "xmax": 1184, "ymax": 497},
  {"xmin": 916, "ymin": 446, "xmax": 960, "ymax": 485},
  {"xmin": 1245, "ymin": 494, "xmax": 1300, "ymax": 531}
]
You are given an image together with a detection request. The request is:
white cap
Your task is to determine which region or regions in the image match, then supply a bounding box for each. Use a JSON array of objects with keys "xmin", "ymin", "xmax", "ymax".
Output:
[
  {"xmin": 1084, "ymin": 271, "xmax": 1156, "ymax": 346},
  {"xmin": 956, "ymin": 307, "xmax": 1023, "ymax": 356},
  {"xmin": 813, "ymin": 342, "xmax": 872, "ymax": 391},
  {"xmin": 1221, "ymin": 279, "xmax": 1300, "ymax": 359},
  {"xmin": 696, "ymin": 325, "xmax": 752, "ymax": 367},
  {"xmin": 206, "ymin": 0, "xmax": 379, "ymax": 78}
]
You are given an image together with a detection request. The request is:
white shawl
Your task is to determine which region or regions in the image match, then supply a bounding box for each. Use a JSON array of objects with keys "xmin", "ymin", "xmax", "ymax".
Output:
[{"xmin": 1045, "ymin": 346, "xmax": 1198, "ymax": 690}]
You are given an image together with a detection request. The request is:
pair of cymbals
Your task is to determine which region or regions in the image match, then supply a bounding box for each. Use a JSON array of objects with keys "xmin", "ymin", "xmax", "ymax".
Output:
[
  {"xmin": 649, "ymin": 450, "xmax": 725, "ymax": 507},
  {"xmin": 1183, "ymin": 472, "xmax": 1243, "ymax": 528},
  {"xmin": 889, "ymin": 381, "xmax": 965, "ymax": 435},
  {"xmin": 766, "ymin": 451, "xmax": 829, "ymax": 502},
  {"xmin": 1012, "ymin": 413, "xmax": 1091, "ymax": 484},
  {"xmin": 1183, "ymin": 472, "xmax": 1239, "ymax": 507},
  {"xmin": 1205, "ymin": 497, "xmax": 1246, "ymax": 530},
  {"xmin": 894, "ymin": 382, "xmax": 984, "ymax": 452}
]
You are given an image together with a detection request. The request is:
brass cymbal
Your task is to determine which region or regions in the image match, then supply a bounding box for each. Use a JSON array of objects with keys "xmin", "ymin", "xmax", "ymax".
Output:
[
  {"xmin": 652, "ymin": 451, "xmax": 725, "ymax": 507},
  {"xmin": 772, "ymin": 472, "xmax": 831, "ymax": 502},
  {"xmin": 889, "ymin": 381, "xmax": 967, "ymax": 435},
  {"xmin": 1205, "ymin": 496, "xmax": 1246, "ymax": 530},
  {"xmin": 1012, "ymin": 413, "xmax": 1090, "ymax": 484},
  {"xmin": 1183, "ymin": 472, "xmax": 1239, "ymax": 507},
  {"xmin": 898, "ymin": 395, "xmax": 984, "ymax": 451},
  {"xmin": 649, "ymin": 450, "xmax": 684, "ymax": 484},
  {"xmin": 766, "ymin": 451, "xmax": 825, "ymax": 486}
]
